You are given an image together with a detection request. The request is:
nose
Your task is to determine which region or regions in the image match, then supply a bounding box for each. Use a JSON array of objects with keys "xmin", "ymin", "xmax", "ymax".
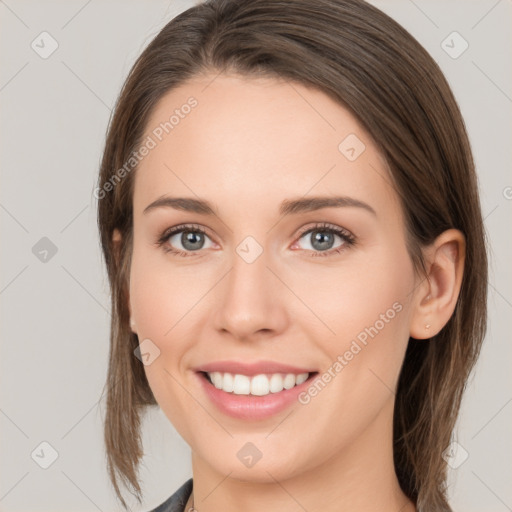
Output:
[{"xmin": 213, "ymin": 246, "xmax": 289, "ymax": 342}]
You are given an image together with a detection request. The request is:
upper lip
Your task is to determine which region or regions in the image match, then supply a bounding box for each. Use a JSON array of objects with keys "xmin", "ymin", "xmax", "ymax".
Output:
[{"xmin": 194, "ymin": 360, "xmax": 316, "ymax": 376}]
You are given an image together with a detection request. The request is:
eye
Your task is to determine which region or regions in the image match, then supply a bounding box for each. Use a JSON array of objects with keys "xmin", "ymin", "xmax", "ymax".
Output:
[
  {"xmin": 292, "ymin": 223, "xmax": 356, "ymax": 257},
  {"xmin": 156, "ymin": 224, "xmax": 216, "ymax": 257},
  {"xmin": 156, "ymin": 222, "xmax": 356, "ymax": 258}
]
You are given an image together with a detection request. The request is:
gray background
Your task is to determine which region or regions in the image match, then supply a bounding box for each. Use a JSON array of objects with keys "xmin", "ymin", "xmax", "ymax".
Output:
[{"xmin": 0, "ymin": 1, "xmax": 510, "ymax": 511}]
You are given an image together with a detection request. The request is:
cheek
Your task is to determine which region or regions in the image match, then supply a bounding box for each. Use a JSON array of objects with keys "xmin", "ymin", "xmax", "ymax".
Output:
[
  {"xmin": 302, "ymin": 244, "xmax": 412, "ymax": 365},
  {"xmin": 129, "ymin": 249, "xmax": 203, "ymax": 440},
  {"xmin": 310, "ymin": 247, "xmax": 414, "ymax": 408},
  {"xmin": 129, "ymin": 246, "xmax": 195, "ymax": 341},
  {"xmin": 291, "ymin": 242, "xmax": 413, "ymax": 348}
]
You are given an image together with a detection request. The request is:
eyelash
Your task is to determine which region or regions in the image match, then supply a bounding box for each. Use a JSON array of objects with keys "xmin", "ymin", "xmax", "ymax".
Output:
[{"xmin": 155, "ymin": 222, "xmax": 356, "ymax": 258}]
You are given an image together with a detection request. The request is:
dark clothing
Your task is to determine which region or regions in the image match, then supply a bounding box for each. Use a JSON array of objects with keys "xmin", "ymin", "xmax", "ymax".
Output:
[{"xmin": 149, "ymin": 478, "xmax": 193, "ymax": 512}]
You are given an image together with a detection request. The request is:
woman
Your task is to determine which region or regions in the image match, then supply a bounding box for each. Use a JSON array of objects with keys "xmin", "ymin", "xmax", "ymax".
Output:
[{"xmin": 96, "ymin": 1, "xmax": 488, "ymax": 511}]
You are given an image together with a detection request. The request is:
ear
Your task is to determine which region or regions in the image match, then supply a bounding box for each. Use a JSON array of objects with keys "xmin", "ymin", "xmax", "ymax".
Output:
[
  {"xmin": 112, "ymin": 228, "xmax": 137, "ymax": 334},
  {"xmin": 409, "ymin": 229, "xmax": 465, "ymax": 340}
]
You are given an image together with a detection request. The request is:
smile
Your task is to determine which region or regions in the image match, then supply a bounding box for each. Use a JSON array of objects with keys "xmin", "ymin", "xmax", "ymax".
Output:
[
  {"xmin": 205, "ymin": 371, "xmax": 310, "ymax": 396},
  {"xmin": 196, "ymin": 369, "xmax": 319, "ymax": 420}
]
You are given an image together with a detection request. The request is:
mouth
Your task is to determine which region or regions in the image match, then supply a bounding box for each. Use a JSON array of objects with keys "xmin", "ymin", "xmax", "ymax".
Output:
[
  {"xmin": 198, "ymin": 370, "xmax": 319, "ymax": 396},
  {"xmin": 193, "ymin": 360, "xmax": 320, "ymax": 419}
]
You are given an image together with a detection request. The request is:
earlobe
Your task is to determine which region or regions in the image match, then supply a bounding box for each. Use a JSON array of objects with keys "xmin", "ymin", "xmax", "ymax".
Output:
[
  {"xmin": 410, "ymin": 229, "xmax": 465, "ymax": 340},
  {"xmin": 112, "ymin": 228, "xmax": 122, "ymax": 251},
  {"xmin": 112, "ymin": 228, "xmax": 123, "ymax": 269}
]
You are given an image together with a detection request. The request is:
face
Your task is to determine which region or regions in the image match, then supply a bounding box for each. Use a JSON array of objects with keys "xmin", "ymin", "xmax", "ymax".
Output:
[{"xmin": 128, "ymin": 72, "xmax": 419, "ymax": 482}]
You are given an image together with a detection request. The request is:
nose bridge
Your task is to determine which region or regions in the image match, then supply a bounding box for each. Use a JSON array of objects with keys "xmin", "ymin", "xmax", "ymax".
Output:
[{"xmin": 213, "ymin": 237, "xmax": 288, "ymax": 339}]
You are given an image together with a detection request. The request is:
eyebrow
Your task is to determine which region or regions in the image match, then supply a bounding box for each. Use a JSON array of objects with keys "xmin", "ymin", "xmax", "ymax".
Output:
[{"xmin": 143, "ymin": 195, "xmax": 377, "ymax": 217}]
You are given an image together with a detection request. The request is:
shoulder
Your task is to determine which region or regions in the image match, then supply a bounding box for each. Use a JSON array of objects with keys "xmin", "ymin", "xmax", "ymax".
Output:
[{"xmin": 147, "ymin": 478, "xmax": 193, "ymax": 512}]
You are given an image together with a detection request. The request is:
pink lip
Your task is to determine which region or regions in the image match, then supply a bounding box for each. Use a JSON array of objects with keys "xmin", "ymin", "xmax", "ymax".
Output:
[
  {"xmin": 194, "ymin": 368, "xmax": 319, "ymax": 421},
  {"xmin": 193, "ymin": 359, "xmax": 316, "ymax": 376}
]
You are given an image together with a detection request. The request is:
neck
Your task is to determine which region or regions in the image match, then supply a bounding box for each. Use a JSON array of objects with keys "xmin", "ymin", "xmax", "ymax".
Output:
[{"xmin": 186, "ymin": 398, "xmax": 415, "ymax": 512}]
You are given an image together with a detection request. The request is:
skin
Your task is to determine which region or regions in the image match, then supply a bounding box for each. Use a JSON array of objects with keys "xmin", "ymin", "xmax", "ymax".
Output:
[{"xmin": 114, "ymin": 72, "xmax": 465, "ymax": 512}]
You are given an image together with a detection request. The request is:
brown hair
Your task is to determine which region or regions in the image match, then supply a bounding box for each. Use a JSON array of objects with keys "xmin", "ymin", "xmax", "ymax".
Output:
[{"xmin": 96, "ymin": 0, "xmax": 488, "ymax": 510}]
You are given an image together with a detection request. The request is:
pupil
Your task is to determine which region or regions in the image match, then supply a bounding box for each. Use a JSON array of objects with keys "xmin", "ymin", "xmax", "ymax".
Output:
[
  {"xmin": 182, "ymin": 231, "xmax": 204, "ymax": 250},
  {"xmin": 312, "ymin": 231, "xmax": 333, "ymax": 251}
]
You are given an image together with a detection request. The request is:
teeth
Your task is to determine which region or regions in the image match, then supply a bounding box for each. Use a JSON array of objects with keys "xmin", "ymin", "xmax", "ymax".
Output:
[{"xmin": 207, "ymin": 371, "xmax": 310, "ymax": 396}]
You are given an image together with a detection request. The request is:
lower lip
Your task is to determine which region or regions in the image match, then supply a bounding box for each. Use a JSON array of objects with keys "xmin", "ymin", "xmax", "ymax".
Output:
[{"xmin": 196, "ymin": 371, "xmax": 318, "ymax": 420}]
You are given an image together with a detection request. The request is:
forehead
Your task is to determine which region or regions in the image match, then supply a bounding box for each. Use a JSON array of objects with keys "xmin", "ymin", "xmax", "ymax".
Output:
[{"xmin": 133, "ymin": 73, "xmax": 399, "ymax": 220}]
